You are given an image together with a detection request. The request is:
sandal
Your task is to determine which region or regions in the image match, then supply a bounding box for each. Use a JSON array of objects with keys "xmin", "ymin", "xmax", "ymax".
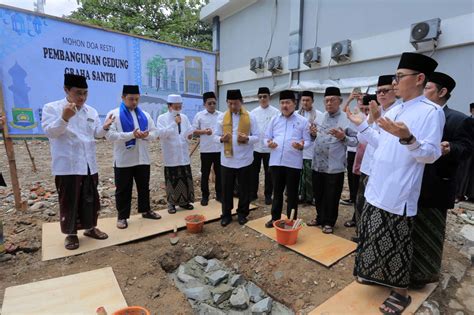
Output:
[
  {"xmin": 64, "ymin": 235, "xmax": 79, "ymax": 250},
  {"xmin": 307, "ymin": 219, "xmax": 321, "ymax": 227},
  {"xmin": 116, "ymin": 219, "xmax": 128, "ymax": 229},
  {"xmin": 83, "ymin": 227, "xmax": 109, "ymax": 240},
  {"xmin": 322, "ymin": 225, "xmax": 334, "ymax": 234},
  {"xmin": 344, "ymin": 220, "xmax": 356, "ymax": 227},
  {"xmin": 142, "ymin": 211, "xmax": 162, "ymax": 220},
  {"xmin": 379, "ymin": 291, "xmax": 412, "ymax": 315}
]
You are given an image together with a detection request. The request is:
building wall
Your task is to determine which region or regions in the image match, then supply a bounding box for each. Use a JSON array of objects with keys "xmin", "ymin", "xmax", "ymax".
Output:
[{"xmin": 212, "ymin": 0, "xmax": 474, "ymax": 114}]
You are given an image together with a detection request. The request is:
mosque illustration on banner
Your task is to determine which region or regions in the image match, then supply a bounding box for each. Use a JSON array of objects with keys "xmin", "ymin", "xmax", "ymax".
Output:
[{"xmin": 7, "ymin": 62, "xmax": 37, "ymax": 130}]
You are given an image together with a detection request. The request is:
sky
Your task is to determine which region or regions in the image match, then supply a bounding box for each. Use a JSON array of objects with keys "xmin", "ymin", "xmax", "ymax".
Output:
[{"xmin": 0, "ymin": 0, "xmax": 80, "ymax": 17}]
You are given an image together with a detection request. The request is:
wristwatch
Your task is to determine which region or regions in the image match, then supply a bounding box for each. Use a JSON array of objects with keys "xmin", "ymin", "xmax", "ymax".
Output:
[{"xmin": 399, "ymin": 134, "xmax": 415, "ymax": 145}]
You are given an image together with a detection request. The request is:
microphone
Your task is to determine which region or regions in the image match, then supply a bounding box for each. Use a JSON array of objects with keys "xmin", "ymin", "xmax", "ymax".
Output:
[{"xmin": 176, "ymin": 113, "xmax": 181, "ymax": 134}]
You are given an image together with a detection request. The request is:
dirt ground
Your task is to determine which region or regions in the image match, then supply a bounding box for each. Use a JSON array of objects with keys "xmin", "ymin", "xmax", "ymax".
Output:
[{"xmin": 0, "ymin": 139, "xmax": 472, "ymax": 314}]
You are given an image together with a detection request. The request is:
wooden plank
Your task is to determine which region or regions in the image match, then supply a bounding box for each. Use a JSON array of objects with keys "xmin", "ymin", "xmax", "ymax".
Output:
[
  {"xmin": 245, "ymin": 215, "xmax": 357, "ymax": 267},
  {"xmin": 1, "ymin": 267, "xmax": 127, "ymax": 315},
  {"xmin": 309, "ymin": 281, "xmax": 437, "ymax": 315},
  {"xmin": 42, "ymin": 199, "xmax": 258, "ymax": 261}
]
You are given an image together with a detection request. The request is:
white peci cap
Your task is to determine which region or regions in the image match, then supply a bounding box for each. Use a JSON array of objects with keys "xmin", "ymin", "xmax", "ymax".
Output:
[{"xmin": 167, "ymin": 94, "xmax": 183, "ymax": 104}]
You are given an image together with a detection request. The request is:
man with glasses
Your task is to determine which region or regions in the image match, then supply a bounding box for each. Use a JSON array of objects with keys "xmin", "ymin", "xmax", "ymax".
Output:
[
  {"xmin": 105, "ymin": 85, "xmax": 161, "ymax": 230},
  {"xmin": 250, "ymin": 87, "xmax": 279, "ymax": 205},
  {"xmin": 42, "ymin": 74, "xmax": 113, "ymax": 250},
  {"xmin": 297, "ymin": 91, "xmax": 323, "ymax": 205},
  {"xmin": 410, "ymin": 72, "xmax": 473, "ymax": 288},
  {"xmin": 193, "ymin": 92, "xmax": 223, "ymax": 206},
  {"xmin": 307, "ymin": 87, "xmax": 358, "ymax": 234},
  {"xmin": 346, "ymin": 53, "xmax": 444, "ymax": 314},
  {"xmin": 348, "ymin": 75, "xmax": 400, "ymax": 236}
]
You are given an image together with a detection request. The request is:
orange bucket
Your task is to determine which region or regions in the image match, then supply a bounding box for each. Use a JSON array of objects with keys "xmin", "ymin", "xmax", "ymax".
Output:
[
  {"xmin": 185, "ymin": 214, "xmax": 205, "ymax": 233},
  {"xmin": 273, "ymin": 219, "xmax": 302, "ymax": 245},
  {"xmin": 112, "ymin": 306, "xmax": 150, "ymax": 315}
]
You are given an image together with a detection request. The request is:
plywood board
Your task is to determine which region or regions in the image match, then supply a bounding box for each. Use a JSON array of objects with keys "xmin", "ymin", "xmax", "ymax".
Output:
[
  {"xmin": 245, "ymin": 215, "xmax": 357, "ymax": 267},
  {"xmin": 309, "ymin": 281, "xmax": 437, "ymax": 315},
  {"xmin": 42, "ymin": 199, "xmax": 257, "ymax": 261},
  {"xmin": 1, "ymin": 267, "xmax": 127, "ymax": 315}
]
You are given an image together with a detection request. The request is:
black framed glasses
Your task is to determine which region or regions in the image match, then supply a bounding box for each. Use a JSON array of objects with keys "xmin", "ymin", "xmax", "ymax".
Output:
[
  {"xmin": 375, "ymin": 89, "xmax": 394, "ymax": 95},
  {"xmin": 392, "ymin": 72, "xmax": 420, "ymax": 83}
]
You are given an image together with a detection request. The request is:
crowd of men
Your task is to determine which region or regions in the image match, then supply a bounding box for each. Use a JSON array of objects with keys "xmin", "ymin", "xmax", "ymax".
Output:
[{"xmin": 40, "ymin": 51, "xmax": 473, "ymax": 314}]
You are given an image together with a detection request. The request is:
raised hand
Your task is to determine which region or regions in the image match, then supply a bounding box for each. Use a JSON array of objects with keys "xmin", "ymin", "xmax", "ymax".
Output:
[
  {"xmin": 103, "ymin": 114, "xmax": 115, "ymax": 130},
  {"xmin": 328, "ymin": 127, "xmax": 346, "ymax": 140},
  {"xmin": 237, "ymin": 132, "xmax": 249, "ymax": 144},
  {"xmin": 440, "ymin": 141, "xmax": 450, "ymax": 155},
  {"xmin": 175, "ymin": 115, "xmax": 181, "ymax": 125},
  {"xmin": 205, "ymin": 128, "xmax": 213, "ymax": 135},
  {"xmin": 62, "ymin": 102, "xmax": 77, "ymax": 122},
  {"xmin": 309, "ymin": 123, "xmax": 317, "ymax": 136},
  {"xmin": 345, "ymin": 105, "xmax": 364, "ymax": 126},
  {"xmin": 221, "ymin": 133, "xmax": 231, "ymax": 143},
  {"xmin": 292, "ymin": 140, "xmax": 304, "ymax": 150},
  {"xmin": 267, "ymin": 139, "xmax": 278, "ymax": 149},
  {"xmin": 368, "ymin": 100, "xmax": 381, "ymax": 123},
  {"xmin": 377, "ymin": 117, "xmax": 411, "ymax": 139}
]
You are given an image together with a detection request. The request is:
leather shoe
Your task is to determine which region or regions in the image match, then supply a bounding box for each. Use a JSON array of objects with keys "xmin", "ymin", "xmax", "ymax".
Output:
[
  {"xmin": 238, "ymin": 216, "xmax": 248, "ymax": 225},
  {"xmin": 264, "ymin": 196, "xmax": 272, "ymax": 205},
  {"xmin": 200, "ymin": 198, "xmax": 209, "ymax": 206},
  {"xmin": 265, "ymin": 219, "xmax": 275, "ymax": 228},
  {"xmin": 220, "ymin": 217, "xmax": 232, "ymax": 227}
]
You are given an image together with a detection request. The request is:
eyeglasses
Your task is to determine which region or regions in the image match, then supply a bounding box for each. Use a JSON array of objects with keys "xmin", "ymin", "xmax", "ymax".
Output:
[
  {"xmin": 258, "ymin": 95, "xmax": 268, "ymax": 99},
  {"xmin": 392, "ymin": 72, "xmax": 420, "ymax": 83},
  {"xmin": 375, "ymin": 89, "xmax": 394, "ymax": 95}
]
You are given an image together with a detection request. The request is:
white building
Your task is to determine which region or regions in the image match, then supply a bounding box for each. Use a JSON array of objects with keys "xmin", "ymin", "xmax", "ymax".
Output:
[{"xmin": 201, "ymin": 0, "xmax": 474, "ymax": 114}]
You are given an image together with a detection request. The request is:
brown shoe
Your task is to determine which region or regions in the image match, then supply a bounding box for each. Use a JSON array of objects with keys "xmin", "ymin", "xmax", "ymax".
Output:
[
  {"xmin": 83, "ymin": 227, "xmax": 109, "ymax": 240},
  {"xmin": 64, "ymin": 235, "xmax": 79, "ymax": 250},
  {"xmin": 142, "ymin": 211, "xmax": 162, "ymax": 220}
]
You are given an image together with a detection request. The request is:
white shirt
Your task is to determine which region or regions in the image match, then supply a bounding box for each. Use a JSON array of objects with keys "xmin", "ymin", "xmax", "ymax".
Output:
[
  {"xmin": 299, "ymin": 108, "xmax": 323, "ymax": 159},
  {"xmin": 359, "ymin": 101, "xmax": 400, "ymax": 176},
  {"xmin": 41, "ymin": 98, "xmax": 106, "ymax": 176},
  {"xmin": 251, "ymin": 105, "xmax": 280, "ymax": 153},
  {"xmin": 156, "ymin": 111, "xmax": 194, "ymax": 167},
  {"xmin": 214, "ymin": 112, "xmax": 259, "ymax": 168},
  {"xmin": 265, "ymin": 112, "xmax": 312, "ymax": 169},
  {"xmin": 105, "ymin": 107, "xmax": 158, "ymax": 168},
  {"xmin": 357, "ymin": 95, "xmax": 445, "ymax": 216},
  {"xmin": 192, "ymin": 109, "xmax": 223, "ymax": 153}
]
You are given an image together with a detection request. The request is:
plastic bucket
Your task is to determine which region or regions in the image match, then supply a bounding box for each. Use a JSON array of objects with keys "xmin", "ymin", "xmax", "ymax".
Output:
[
  {"xmin": 112, "ymin": 306, "xmax": 151, "ymax": 315},
  {"xmin": 273, "ymin": 219, "xmax": 302, "ymax": 245},
  {"xmin": 185, "ymin": 214, "xmax": 205, "ymax": 233}
]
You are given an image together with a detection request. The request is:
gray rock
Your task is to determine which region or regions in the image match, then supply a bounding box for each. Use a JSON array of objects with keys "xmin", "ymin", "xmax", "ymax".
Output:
[
  {"xmin": 183, "ymin": 286, "xmax": 211, "ymax": 301},
  {"xmin": 229, "ymin": 310, "xmax": 252, "ymax": 315},
  {"xmin": 271, "ymin": 301, "xmax": 295, "ymax": 315},
  {"xmin": 195, "ymin": 255, "xmax": 208, "ymax": 267},
  {"xmin": 421, "ymin": 301, "xmax": 440, "ymax": 315},
  {"xmin": 230, "ymin": 274, "xmax": 245, "ymax": 287},
  {"xmin": 178, "ymin": 265, "xmax": 196, "ymax": 283},
  {"xmin": 206, "ymin": 270, "xmax": 229, "ymax": 286},
  {"xmin": 246, "ymin": 281, "xmax": 265, "ymax": 303},
  {"xmin": 29, "ymin": 192, "xmax": 38, "ymax": 200},
  {"xmin": 205, "ymin": 259, "xmax": 222, "ymax": 273},
  {"xmin": 449, "ymin": 260, "xmax": 467, "ymax": 282},
  {"xmin": 0, "ymin": 254, "xmax": 13, "ymax": 262},
  {"xmin": 230, "ymin": 286, "xmax": 250, "ymax": 310},
  {"xmin": 44, "ymin": 209, "xmax": 56, "ymax": 216},
  {"xmin": 454, "ymin": 312, "xmax": 465, "ymax": 315},
  {"xmin": 460, "ymin": 225, "xmax": 474, "ymax": 242},
  {"xmin": 251, "ymin": 297, "xmax": 273, "ymax": 314},
  {"xmin": 441, "ymin": 273, "xmax": 452, "ymax": 290},
  {"xmin": 30, "ymin": 202, "xmax": 45, "ymax": 211},
  {"xmin": 198, "ymin": 303, "xmax": 226, "ymax": 315},
  {"xmin": 211, "ymin": 284, "xmax": 233, "ymax": 304}
]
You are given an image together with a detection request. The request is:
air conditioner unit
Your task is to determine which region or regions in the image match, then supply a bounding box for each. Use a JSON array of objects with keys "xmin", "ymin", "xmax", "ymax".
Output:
[
  {"xmin": 303, "ymin": 47, "xmax": 321, "ymax": 67},
  {"xmin": 250, "ymin": 57, "xmax": 264, "ymax": 73},
  {"xmin": 410, "ymin": 18, "xmax": 441, "ymax": 49},
  {"xmin": 331, "ymin": 40, "xmax": 351, "ymax": 63},
  {"xmin": 267, "ymin": 56, "xmax": 282, "ymax": 73}
]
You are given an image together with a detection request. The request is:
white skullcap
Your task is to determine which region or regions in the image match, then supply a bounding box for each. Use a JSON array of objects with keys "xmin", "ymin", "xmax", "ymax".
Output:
[{"xmin": 167, "ymin": 94, "xmax": 183, "ymax": 104}]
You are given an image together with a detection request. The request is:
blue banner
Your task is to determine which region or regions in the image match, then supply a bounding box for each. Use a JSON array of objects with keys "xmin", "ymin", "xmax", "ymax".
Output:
[{"xmin": 0, "ymin": 5, "xmax": 216, "ymax": 136}]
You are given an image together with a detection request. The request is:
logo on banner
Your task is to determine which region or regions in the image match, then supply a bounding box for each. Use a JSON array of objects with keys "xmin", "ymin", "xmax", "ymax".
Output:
[{"xmin": 9, "ymin": 108, "xmax": 37, "ymax": 129}]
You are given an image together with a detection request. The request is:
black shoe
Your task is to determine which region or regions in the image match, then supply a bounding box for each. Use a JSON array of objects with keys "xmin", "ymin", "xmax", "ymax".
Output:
[
  {"xmin": 220, "ymin": 217, "xmax": 232, "ymax": 227},
  {"xmin": 142, "ymin": 211, "xmax": 162, "ymax": 220},
  {"xmin": 265, "ymin": 219, "xmax": 275, "ymax": 228},
  {"xmin": 215, "ymin": 196, "xmax": 222, "ymax": 203},
  {"xmin": 180, "ymin": 204, "xmax": 194, "ymax": 210},
  {"xmin": 264, "ymin": 196, "xmax": 272, "ymax": 205},
  {"xmin": 238, "ymin": 216, "xmax": 248, "ymax": 225},
  {"xmin": 200, "ymin": 198, "xmax": 209, "ymax": 206},
  {"xmin": 249, "ymin": 195, "xmax": 258, "ymax": 202},
  {"xmin": 168, "ymin": 205, "xmax": 177, "ymax": 214}
]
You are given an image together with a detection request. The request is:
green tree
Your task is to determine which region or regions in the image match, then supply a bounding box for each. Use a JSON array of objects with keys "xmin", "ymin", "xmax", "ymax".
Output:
[
  {"xmin": 68, "ymin": 0, "xmax": 212, "ymax": 51},
  {"xmin": 146, "ymin": 55, "xmax": 166, "ymax": 90}
]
